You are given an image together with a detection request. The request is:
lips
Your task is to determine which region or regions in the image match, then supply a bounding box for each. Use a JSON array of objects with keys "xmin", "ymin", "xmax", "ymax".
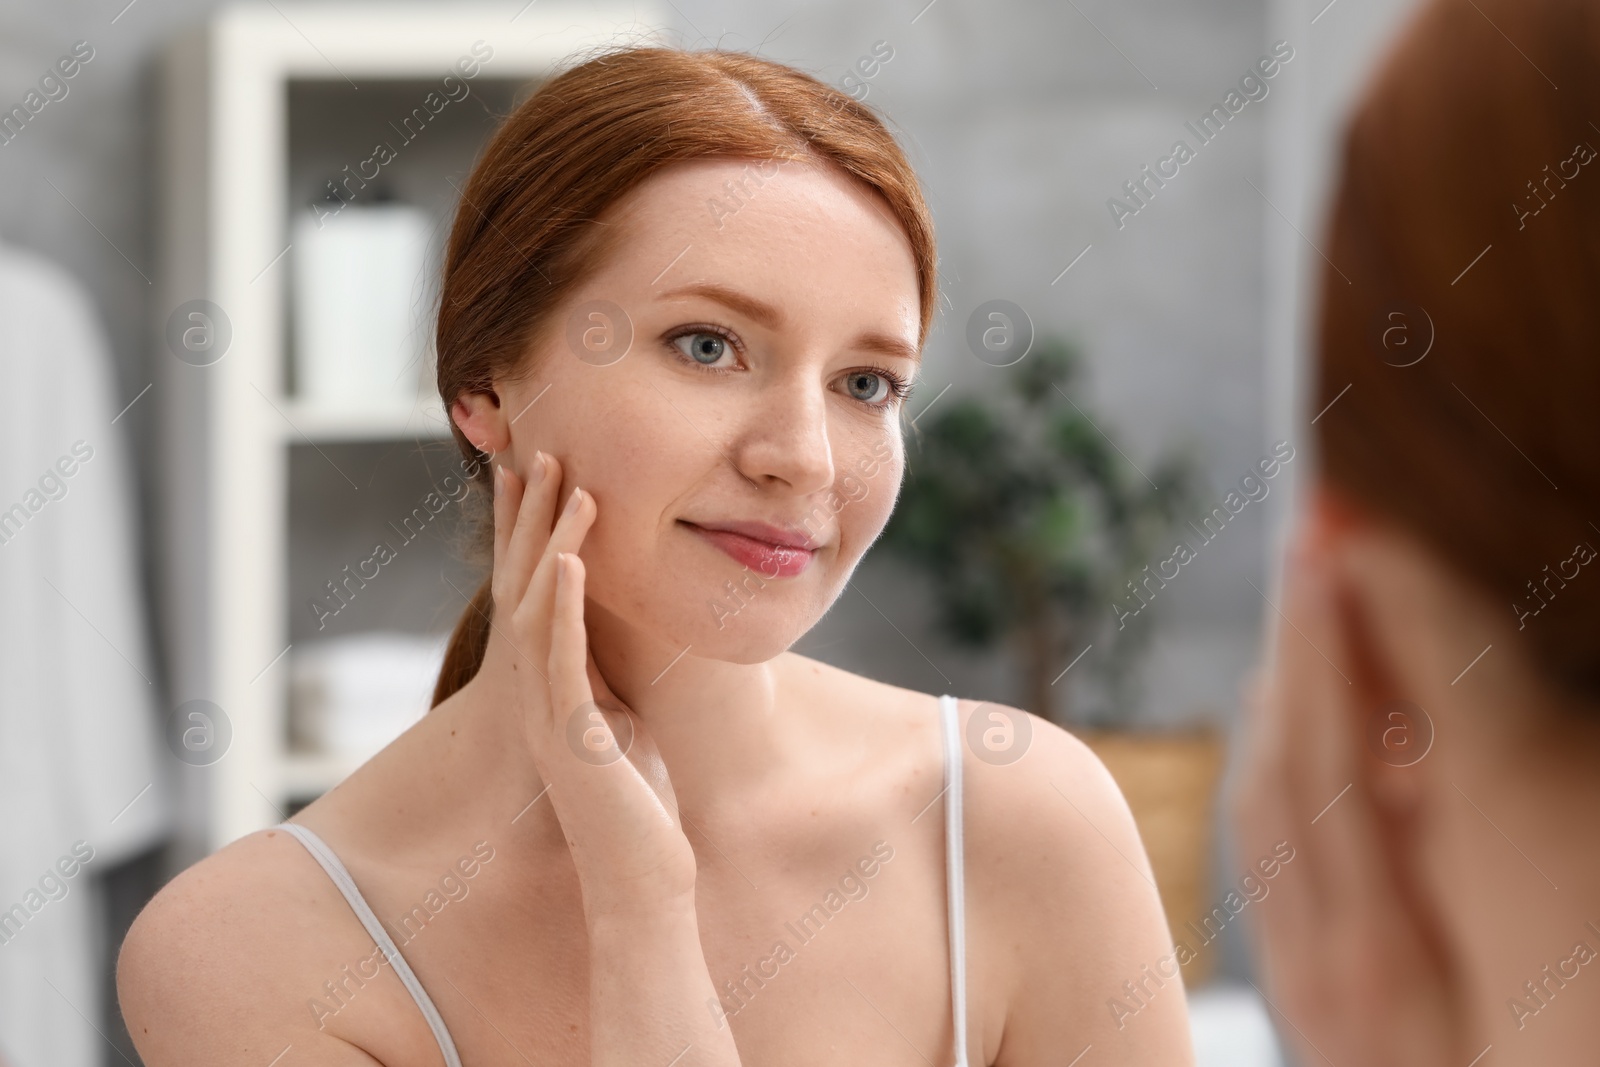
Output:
[{"xmin": 679, "ymin": 519, "xmax": 819, "ymax": 578}]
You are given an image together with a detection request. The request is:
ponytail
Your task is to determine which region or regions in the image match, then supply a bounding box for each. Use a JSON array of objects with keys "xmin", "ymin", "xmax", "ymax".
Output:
[{"xmin": 431, "ymin": 575, "xmax": 494, "ymax": 708}]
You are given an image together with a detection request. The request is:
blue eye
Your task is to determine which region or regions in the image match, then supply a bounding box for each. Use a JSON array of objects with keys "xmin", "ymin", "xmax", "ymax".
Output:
[
  {"xmin": 843, "ymin": 365, "xmax": 912, "ymax": 408},
  {"xmin": 671, "ymin": 330, "xmax": 731, "ymax": 366},
  {"xmin": 845, "ymin": 370, "xmax": 891, "ymax": 404}
]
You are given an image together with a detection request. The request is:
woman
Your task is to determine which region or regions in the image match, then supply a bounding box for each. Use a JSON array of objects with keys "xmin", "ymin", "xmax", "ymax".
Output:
[
  {"xmin": 119, "ymin": 48, "xmax": 1194, "ymax": 1065},
  {"xmin": 1232, "ymin": 0, "xmax": 1600, "ymax": 1062}
]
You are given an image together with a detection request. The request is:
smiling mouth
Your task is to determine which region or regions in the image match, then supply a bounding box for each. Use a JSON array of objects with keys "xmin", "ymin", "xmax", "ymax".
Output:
[{"xmin": 677, "ymin": 520, "xmax": 817, "ymax": 578}]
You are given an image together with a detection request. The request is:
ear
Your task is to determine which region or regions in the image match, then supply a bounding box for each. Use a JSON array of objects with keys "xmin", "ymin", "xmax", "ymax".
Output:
[
  {"xmin": 1304, "ymin": 483, "xmax": 1430, "ymax": 820},
  {"xmin": 451, "ymin": 389, "xmax": 510, "ymax": 456}
]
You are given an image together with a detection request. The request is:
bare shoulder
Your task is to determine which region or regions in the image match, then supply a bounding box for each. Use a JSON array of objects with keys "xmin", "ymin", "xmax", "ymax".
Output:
[
  {"xmin": 780, "ymin": 652, "xmax": 1130, "ymax": 833},
  {"xmin": 771, "ymin": 658, "xmax": 1193, "ymax": 1061},
  {"xmin": 957, "ymin": 698, "xmax": 1142, "ymax": 883},
  {"xmin": 952, "ymin": 697, "xmax": 1196, "ymax": 1066},
  {"xmin": 117, "ymin": 827, "xmax": 426, "ymax": 1065},
  {"xmin": 782, "ymin": 653, "xmax": 1148, "ymax": 882}
]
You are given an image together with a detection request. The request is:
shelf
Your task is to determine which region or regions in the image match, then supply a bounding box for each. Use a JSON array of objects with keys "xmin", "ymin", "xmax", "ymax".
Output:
[
  {"xmin": 281, "ymin": 750, "xmax": 363, "ymax": 799},
  {"xmin": 155, "ymin": 0, "xmax": 665, "ymax": 861},
  {"xmin": 275, "ymin": 399, "xmax": 455, "ymax": 442}
]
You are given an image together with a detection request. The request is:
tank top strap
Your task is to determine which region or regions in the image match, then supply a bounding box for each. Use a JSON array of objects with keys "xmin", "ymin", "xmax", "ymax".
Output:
[
  {"xmin": 939, "ymin": 694, "xmax": 971, "ymax": 1067},
  {"xmin": 276, "ymin": 821, "xmax": 463, "ymax": 1067}
]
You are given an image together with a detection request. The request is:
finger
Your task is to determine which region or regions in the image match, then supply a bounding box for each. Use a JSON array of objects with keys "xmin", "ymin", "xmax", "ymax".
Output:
[
  {"xmin": 543, "ymin": 553, "xmax": 691, "ymax": 899},
  {"xmin": 1232, "ymin": 657, "xmax": 1319, "ymax": 1002},
  {"xmin": 1254, "ymin": 545, "xmax": 1359, "ymax": 1041},
  {"xmin": 497, "ymin": 451, "xmax": 560, "ymax": 607},
  {"xmin": 548, "ymin": 551, "xmax": 598, "ymax": 744},
  {"xmin": 1231, "ymin": 667, "xmax": 1283, "ymax": 838},
  {"xmin": 548, "ymin": 551, "xmax": 665, "ymax": 803},
  {"xmin": 1230, "ymin": 669, "xmax": 1291, "ymax": 872},
  {"xmin": 1311, "ymin": 556, "xmax": 1428, "ymax": 981},
  {"xmin": 1231, "ymin": 563, "xmax": 1303, "ymax": 902},
  {"xmin": 1232, "ymin": 540, "xmax": 1302, "ymax": 842},
  {"xmin": 586, "ymin": 644, "xmax": 621, "ymax": 710},
  {"xmin": 1228, "ymin": 545, "xmax": 1337, "ymax": 1023},
  {"xmin": 1281, "ymin": 550, "xmax": 1355, "ymax": 914},
  {"xmin": 514, "ymin": 484, "xmax": 596, "ymax": 646}
]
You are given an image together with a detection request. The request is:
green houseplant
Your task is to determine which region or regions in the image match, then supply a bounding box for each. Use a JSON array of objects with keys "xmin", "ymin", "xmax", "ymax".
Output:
[{"xmin": 879, "ymin": 335, "xmax": 1199, "ymax": 728}]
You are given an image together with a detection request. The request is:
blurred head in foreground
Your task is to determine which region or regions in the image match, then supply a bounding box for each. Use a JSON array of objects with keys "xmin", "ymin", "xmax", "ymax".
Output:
[{"xmin": 1232, "ymin": 0, "xmax": 1600, "ymax": 1061}]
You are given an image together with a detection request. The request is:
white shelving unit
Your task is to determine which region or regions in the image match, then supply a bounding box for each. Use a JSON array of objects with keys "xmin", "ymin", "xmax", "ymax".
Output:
[{"xmin": 154, "ymin": 1, "xmax": 664, "ymax": 862}]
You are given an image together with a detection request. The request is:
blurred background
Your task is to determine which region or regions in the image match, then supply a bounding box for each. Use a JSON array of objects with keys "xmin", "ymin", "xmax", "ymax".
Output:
[{"xmin": 0, "ymin": 0, "xmax": 1433, "ymax": 1063}]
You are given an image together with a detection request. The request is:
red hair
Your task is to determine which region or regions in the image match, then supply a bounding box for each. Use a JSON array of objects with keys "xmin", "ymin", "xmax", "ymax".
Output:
[{"xmin": 1314, "ymin": 0, "xmax": 1600, "ymax": 698}]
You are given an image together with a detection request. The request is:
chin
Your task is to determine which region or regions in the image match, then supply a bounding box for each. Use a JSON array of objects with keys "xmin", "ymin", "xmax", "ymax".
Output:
[
  {"xmin": 592, "ymin": 561, "xmax": 828, "ymax": 664},
  {"xmin": 702, "ymin": 612, "xmax": 814, "ymax": 663},
  {"xmin": 672, "ymin": 578, "xmax": 824, "ymax": 662}
]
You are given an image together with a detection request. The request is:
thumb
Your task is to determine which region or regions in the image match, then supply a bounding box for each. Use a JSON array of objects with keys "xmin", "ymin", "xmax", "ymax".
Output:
[
  {"xmin": 586, "ymin": 644, "xmax": 623, "ymax": 711},
  {"xmin": 548, "ymin": 551, "xmax": 600, "ymax": 749}
]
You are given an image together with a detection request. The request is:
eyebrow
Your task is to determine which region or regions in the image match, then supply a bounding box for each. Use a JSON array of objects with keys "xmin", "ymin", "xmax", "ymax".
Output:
[{"xmin": 656, "ymin": 281, "xmax": 921, "ymax": 363}]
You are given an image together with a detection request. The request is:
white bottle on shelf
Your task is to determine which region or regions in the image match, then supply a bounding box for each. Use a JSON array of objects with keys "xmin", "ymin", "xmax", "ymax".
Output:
[{"xmin": 291, "ymin": 194, "xmax": 432, "ymax": 413}]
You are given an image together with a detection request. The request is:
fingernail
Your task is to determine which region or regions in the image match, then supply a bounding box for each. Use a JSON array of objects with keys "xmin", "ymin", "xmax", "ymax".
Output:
[
  {"xmin": 555, "ymin": 551, "xmax": 568, "ymax": 588},
  {"xmin": 531, "ymin": 450, "xmax": 547, "ymax": 485},
  {"xmin": 563, "ymin": 487, "xmax": 583, "ymax": 517},
  {"xmin": 493, "ymin": 465, "xmax": 503, "ymax": 498}
]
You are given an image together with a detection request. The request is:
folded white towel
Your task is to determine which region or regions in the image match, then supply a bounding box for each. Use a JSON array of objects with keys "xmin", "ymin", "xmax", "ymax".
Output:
[{"xmin": 290, "ymin": 631, "xmax": 449, "ymax": 761}]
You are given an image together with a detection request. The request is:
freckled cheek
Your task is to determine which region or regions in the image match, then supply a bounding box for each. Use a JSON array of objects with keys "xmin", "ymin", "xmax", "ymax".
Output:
[
  {"xmin": 566, "ymin": 388, "xmax": 700, "ymax": 588},
  {"xmin": 833, "ymin": 449, "xmax": 904, "ymax": 559}
]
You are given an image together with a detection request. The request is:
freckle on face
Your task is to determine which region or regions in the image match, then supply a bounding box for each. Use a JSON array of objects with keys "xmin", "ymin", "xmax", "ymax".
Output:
[{"xmin": 509, "ymin": 157, "xmax": 917, "ymax": 661}]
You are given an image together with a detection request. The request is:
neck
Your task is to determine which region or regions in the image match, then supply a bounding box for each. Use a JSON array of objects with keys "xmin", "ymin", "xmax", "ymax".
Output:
[
  {"xmin": 1442, "ymin": 767, "xmax": 1600, "ymax": 1058},
  {"xmin": 449, "ymin": 592, "xmax": 804, "ymax": 822},
  {"xmin": 1417, "ymin": 650, "xmax": 1600, "ymax": 1057}
]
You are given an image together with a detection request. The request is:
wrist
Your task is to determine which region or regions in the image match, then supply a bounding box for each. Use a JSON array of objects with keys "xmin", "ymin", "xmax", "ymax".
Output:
[{"xmin": 584, "ymin": 889, "xmax": 699, "ymax": 937}]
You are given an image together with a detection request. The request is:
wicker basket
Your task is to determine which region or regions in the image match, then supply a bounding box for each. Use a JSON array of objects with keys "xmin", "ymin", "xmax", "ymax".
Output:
[{"xmin": 1076, "ymin": 727, "xmax": 1228, "ymax": 988}]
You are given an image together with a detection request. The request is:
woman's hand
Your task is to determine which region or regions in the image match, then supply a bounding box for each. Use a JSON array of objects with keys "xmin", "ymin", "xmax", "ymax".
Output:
[
  {"xmin": 491, "ymin": 450, "xmax": 697, "ymax": 917},
  {"xmin": 1230, "ymin": 546, "xmax": 1470, "ymax": 1067},
  {"xmin": 490, "ymin": 451, "xmax": 742, "ymax": 1066}
]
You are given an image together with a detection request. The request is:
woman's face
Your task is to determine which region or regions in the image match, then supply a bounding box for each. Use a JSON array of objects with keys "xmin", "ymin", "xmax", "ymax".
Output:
[{"xmin": 458, "ymin": 156, "xmax": 922, "ymax": 662}]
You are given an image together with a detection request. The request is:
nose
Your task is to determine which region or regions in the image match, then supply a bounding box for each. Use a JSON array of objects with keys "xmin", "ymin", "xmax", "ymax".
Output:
[{"xmin": 730, "ymin": 367, "xmax": 836, "ymax": 495}]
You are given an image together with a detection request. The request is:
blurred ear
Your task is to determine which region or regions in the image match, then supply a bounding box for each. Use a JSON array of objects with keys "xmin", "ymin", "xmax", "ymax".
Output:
[
  {"xmin": 1304, "ymin": 481, "xmax": 1430, "ymax": 820},
  {"xmin": 451, "ymin": 389, "xmax": 510, "ymax": 455}
]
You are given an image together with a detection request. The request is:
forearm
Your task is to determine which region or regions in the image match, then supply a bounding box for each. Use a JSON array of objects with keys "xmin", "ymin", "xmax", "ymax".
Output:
[{"xmin": 587, "ymin": 896, "xmax": 742, "ymax": 1067}]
